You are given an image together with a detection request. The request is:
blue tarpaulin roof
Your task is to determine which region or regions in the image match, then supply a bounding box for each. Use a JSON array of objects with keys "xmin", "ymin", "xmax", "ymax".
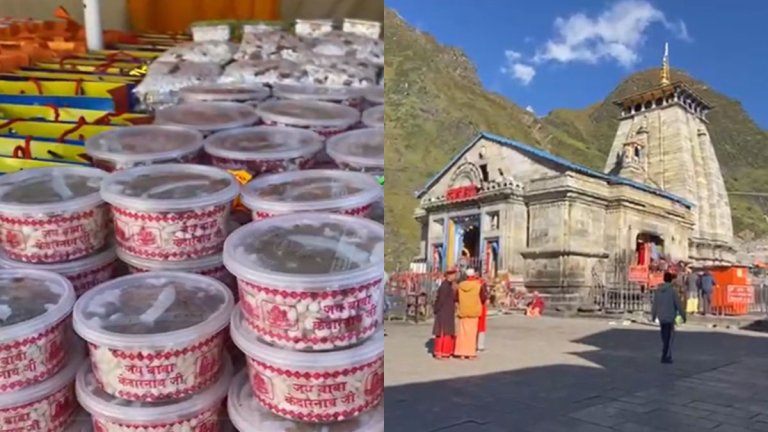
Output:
[{"xmin": 415, "ymin": 132, "xmax": 694, "ymax": 208}]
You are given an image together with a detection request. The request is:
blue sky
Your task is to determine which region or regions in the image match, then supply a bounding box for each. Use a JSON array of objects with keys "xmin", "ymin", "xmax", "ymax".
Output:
[{"xmin": 386, "ymin": 0, "xmax": 768, "ymax": 128}]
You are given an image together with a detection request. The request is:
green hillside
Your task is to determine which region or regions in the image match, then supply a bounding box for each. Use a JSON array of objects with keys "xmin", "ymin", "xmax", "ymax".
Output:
[{"xmin": 384, "ymin": 8, "xmax": 768, "ymax": 269}]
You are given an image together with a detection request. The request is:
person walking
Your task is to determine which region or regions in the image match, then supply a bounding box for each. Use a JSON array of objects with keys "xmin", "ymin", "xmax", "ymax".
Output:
[
  {"xmin": 697, "ymin": 269, "xmax": 715, "ymax": 315},
  {"xmin": 454, "ymin": 268, "xmax": 485, "ymax": 360},
  {"xmin": 684, "ymin": 265, "xmax": 699, "ymax": 314},
  {"xmin": 651, "ymin": 271, "xmax": 686, "ymax": 364},
  {"xmin": 432, "ymin": 269, "xmax": 457, "ymax": 359}
]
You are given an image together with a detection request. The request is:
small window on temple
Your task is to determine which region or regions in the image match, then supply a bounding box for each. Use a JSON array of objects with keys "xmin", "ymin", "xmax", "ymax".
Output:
[
  {"xmin": 634, "ymin": 147, "xmax": 641, "ymax": 159},
  {"xmin": 655, "ymin": 97, "xmax": 663, "ymax": 107},
  {"xmin": 634, "ymin": 103, "xmax": 642, "ymax": 113},
  {"xmin": 479, "ymin": 163, "xmax": 489, "ymax": 182},
  {"xmin": 644, "ymin": 101, "xmax": 653, "ymax": 110}
]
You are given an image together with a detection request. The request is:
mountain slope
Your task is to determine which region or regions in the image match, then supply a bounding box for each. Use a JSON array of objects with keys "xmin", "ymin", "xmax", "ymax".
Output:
[{"xmin": 384, "ymin": 8, "xmax": 768, "ymax": 269}]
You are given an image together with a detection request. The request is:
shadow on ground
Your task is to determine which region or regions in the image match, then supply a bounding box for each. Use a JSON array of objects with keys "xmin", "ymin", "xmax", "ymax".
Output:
[{"xmin": 385, "ymin": 327, "xmax": 768, "ymax": 432}]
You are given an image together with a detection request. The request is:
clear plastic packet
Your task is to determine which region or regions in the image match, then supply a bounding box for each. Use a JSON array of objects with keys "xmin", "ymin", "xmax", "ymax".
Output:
[
  {"xmin": 133, "ymin": 61, "xmax": 223, "ymax": 109},
  {"xmin": 156, "ymin": 41, "xmax": 237, "ymax": 65}
]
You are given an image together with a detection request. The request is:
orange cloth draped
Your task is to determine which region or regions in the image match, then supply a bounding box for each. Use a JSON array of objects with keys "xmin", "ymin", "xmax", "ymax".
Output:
[
  {"xmin": 454, "ymin": 318, "xmax": 478, "ymax": 358},
  {"xmin": 127, "ymin": 0, "xmax": 280, "ymax": 34}
]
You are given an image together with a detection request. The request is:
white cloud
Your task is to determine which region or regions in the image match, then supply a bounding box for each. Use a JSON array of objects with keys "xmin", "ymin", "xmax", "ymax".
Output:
[
  {"xmin": 525, "ymin": 105, "xmax": 535, "ymax": 114},
  {"xmin": 500, "ymin": 50, "xmax": 537, "ymax": 85},
  {"xmin": 532, "ymin": 0, "xmax": 691, "ymax": 68}
]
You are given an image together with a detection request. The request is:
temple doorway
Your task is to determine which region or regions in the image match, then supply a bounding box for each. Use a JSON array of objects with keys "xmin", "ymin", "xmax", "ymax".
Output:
[{"xmin": 635, "ymin": 233, "xmax": 665, "ymax": 266}]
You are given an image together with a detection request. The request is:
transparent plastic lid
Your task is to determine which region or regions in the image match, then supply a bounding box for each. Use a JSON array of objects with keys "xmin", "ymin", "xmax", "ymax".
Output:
[
  {"xmin": 365, "ymin": 86, "xmax": 384, "ymax": 104},
  {"xmin": 223, "ymin": 213, "xmax": 383, "ymax": 288},
  {"xmin": 179, "ymin": 83, "xmax": 270, "ymax": 103},
  {"xmin": 0, "ymin": 269, "xmax": 75, "ymax": 343},
  {"xmin": 100, "ymin": 164, "xmax": 239, "ymax": 211},
  {"xmin": 361, "ymin": 105, "xmax": 383, "ymax": 128},
  {"xmin": 0, "ymin": 167, "xmax": 106, "ymax": 215},
  {"xmin": 203, "ymin": 126, "xmax": 323, "ymax": 161},
  {"xmin": 240, "ymin": 170, "xmax": 382, "ymax": 214},
  {"xmin": 0, "ymin": 245, "xmax": 116, "ymax": 276},
  {"xmin": 228, "ymin": 370, "xmax": 384, "ymax": 432},
  {"xmin": 272, "ymin": 84, "xmax": 364, "ymax": 102},
  {"xmin": 0, "ymin": 339, "xmax": 83, "ymax": 409},
  {"xmin": 155, "ymin": 102, "xmax": 259, "ymax": 132},
  {"xmin": 326, "ymin": 128, "xmax": 384, "ymax": 169},
  {"xmin": 116, "ymin": 248, "xmax": 223, "ymax": 272},
  {"xmin": 256, "ymin": 100, "xmax": 360, "ymax": 129},
  {"xmin": 86, "ymin": 125, "xmax": 204, "ymax": 164},
  {"xmin": 231, "ymin": 307, "xmax": 384, "ymax": 368},
  {"xmin": 77, "ymin": 355, "xmax": 232, "ymax": 423},
  {"xmin": 73, "ymin": 272, "xmax": 234, "ymax": 349}
]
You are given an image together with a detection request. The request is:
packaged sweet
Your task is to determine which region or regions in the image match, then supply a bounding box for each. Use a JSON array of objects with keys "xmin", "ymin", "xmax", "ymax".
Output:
[
  {"xmin": 179, "ymin": 83, "xmax": 271, "ymax": 104},
  {"xmin": 0, "ymin": 269, "xmax": 75, "ymax": 393},
  {"xmin": 223, "ymin": 213, "xmax": 384, "ymax": 351},
  {"xmin": 305, "ymin": 31, "xmax": 383, "ymax": 66},
  {"xmin": 191, "ymin": 24, "xmax": 232, "ymax": 42},
  {"xmin": 76, "ymin": 353, "xmax": 233, "ymax": 431},
  {"xmin": 100, "ymin": 164, "xmax": 239, "ymax": 261},
  {"xmin": 272, "ymin": 84, "xmax": 365, "ymax": 109},
  {"xmin": 134, "ymin": 61, "xmax": 223, "ymax": 110},
  {"xmin": 364, "ymin": 86, "xmax": 384, "ymax": 107},
  {"xmin": 0, "ymin": 246, "xmax": 117, "ymax": 297},
  {"xmin": 219, "ymin": 59, "xmax": 307, "ymax": 86},
  {"xmin": 86, "ymin": 125, "xmax": 205, "ymax": 172},
  {"xmin": 361, "ymin": 104, "xmax": 384, "ymax": 128},
  {"xmin": 0, "ymin": 167, "xmax": 110, "ymax": 263},
  {"xmin": 342, "ymin": 19, "xmax": 382, "ymax": 39},
  {"xmin": 232, "ymin": 309, "xmax": 384, "ymax": 423},
  {"xmin": 72, "ymin": 272, "xmax": 235, "ymax": 401},
  {"xmin": 256, "ymin": 100, "xmax": 360, "ymax": 138},
  {"xmin": 156, "ymin": 41, "xmax": 237, "ymax": 65},
  {"xmin": 118, "ymin": 249, "xmax": 236, "ymax": 293},
  {"xmin": 228, "ymin": 370, "xmax": 384, "ymax": 432},
  {"xmin": 234, "ymin": 31, "xmax": 303, "ymax": 61},
  {"xmin": 155, "ymin": 102, "xmax": 259, "ymax": 135},
  {"xmin": 203, "ymin": 126, "xmax": 323, "ymax": 175},
  {"xmin": 295, "ymin": 19, "xmax": 334, "ymax": 38},
  {"xmin": 241, "ymin": 170, "xmax": 382, "ymax": 220},
  {"xmin": 326, "ymin": 128, "xmax": 384, "ymax": 175},
  {"xmin": 0, "ymin": 339, "xmax": 83, "ymax": 431}
]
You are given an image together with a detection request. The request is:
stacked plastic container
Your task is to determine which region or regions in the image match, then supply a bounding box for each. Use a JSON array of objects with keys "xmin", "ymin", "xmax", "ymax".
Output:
[
  {"xmin": 98, "ymin": 163, "xmax": 241, "ymax": 292},
  {"xmin": 0, "ymin": 269, "xmax": 85, "ymax": 430},
  {"xmin": 0, "ymin": 167, "xmax": 119, "ymax": 296},
  {"xmin": 72, "ymin": 271, "xmax": 235, "ymax": 430}
]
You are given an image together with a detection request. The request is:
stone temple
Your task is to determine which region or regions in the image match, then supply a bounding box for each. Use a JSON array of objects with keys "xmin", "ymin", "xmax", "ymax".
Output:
[{"xmin": 412, "ymin": 45, "xmax": 735, "ymax": 309}]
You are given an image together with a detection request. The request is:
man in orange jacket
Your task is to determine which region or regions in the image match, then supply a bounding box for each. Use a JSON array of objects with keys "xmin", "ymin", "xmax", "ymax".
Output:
[{"xmin": 454, "ymin": 268, "xmax": 486, "ymax": 359}]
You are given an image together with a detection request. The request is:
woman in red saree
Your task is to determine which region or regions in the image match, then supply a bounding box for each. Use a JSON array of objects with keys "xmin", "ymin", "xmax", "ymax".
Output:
[
  {"xmin": 526, "ymin": 291, "xmax": 545, "ymax": 317},
  {"xmin": 432, "ymin": 269, "xmax": 457, "ymax": 359}
]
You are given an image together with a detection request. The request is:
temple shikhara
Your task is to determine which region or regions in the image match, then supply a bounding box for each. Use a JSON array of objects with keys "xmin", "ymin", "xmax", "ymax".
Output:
[{"xmin": 412, "ymin": 45, "xmax": 735, "ymax": 309}]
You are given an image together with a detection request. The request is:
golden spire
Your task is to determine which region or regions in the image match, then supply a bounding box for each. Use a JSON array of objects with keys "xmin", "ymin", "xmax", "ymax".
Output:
[{"xmin": 660, "ymin": 42, "xmax": 670, "ymax": 85}]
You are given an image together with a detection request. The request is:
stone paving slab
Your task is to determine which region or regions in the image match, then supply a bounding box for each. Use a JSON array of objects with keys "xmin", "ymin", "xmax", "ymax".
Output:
[{"xmin": 385, "ymin": 315, "xmax": 768, "ymax": 431}]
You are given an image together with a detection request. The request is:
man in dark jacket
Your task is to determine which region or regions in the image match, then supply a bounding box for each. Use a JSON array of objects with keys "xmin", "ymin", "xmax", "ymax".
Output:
[
  {"xmin": 652, "ymin": 272, "xmax": 686, "ymax": 364},
  {"xmin": 432, "ymin": 269, "xmax": 457, "ymax": 359},
  {"xmin": 697, "ymin": 270, "xmax": 715, "ymax": 315}
]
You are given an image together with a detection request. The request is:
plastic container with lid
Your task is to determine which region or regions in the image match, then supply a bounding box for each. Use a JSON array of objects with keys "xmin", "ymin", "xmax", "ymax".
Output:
[
  {"xmin": 118, "ymin": 249, "xmax": 236, "ymax": 293},
  {"xmin": 241, "ymin": 170, "xmax": 382, "ymax": 220},
  {"xmin": 295, "ymin": 19, "xmax": 334, "ymax": 38},
  {"xmin": 343, "ymin": 18, "xmax": 382, "ymax": 39},
  {"xmin": 179, "ymin": 83, "xmax": 271, "ymax": 104},
  {"xmin": 231, "ymin": 308, "xmax": 384, "ymax": 423},
  {"xmin": 86, "ymin": 125, "xmax": 205, "ymax": 172},
  {"xmin": 364, "ymin": 85, "xmax": 383, "ymax": 107},
  {"xmin": 0, "ymin": 246, "xmax": 117, "ymax": 297},
  {"xmin": 100, "ymin": 164, "xmax": 239, "ymax": 261},
  {"xmin": 203, "ymin": 126, "xmax": 323, "ymax": 176},
  {"xmin": 361, "ymin": 104, "xmax": 383, "ymax": 128},
  {"xmin": 0, "ymin": 340, "xmax": 83, "ymax": 430},
  {"xmin": 72, "ymin": 271, "xmax": 235, "ymax": 401},
  {"xmin": 326, "ymin": 128, "xmax": 384, "ymax": 176},
  {"xmin": 76, "ymin": 355, "xmax": 232, "ymax": 432},
  {"xmin": 256, "ymin": 100, "xmax": 360, "ymax": 138},
  {"xmin": 155, "ymin": 102, "xmax": 259, "ymax": 135},
  {"xmin": 0, "ymin": 269, "xmax": 75, "ymax": 393},
  {"xmin": 0, "ymin": 167, "xmax": 110, "ymax": 263},
  {"xmin": 66, "ymin": 411, "xmax": 94, "ymax": 432},
  {"xmin": 228, "ymin": 370, "xmax": 383, "ymax": 432},
  {"xmin": 223, "ymin": 213, "xmax": 384, "ymax": 351},
  {"xmin": 272, "ymin": 84, "xmax": 365, "ymax": 110}
]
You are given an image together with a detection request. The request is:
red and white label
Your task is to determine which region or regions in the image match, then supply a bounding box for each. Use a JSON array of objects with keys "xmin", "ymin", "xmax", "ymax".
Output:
[
  {"xmin": 67, "ymin": 260, "xmax": 117, "ymax": 297},
  {"xmin": 238, "ymin": 277, "xmax": 382, "ymax": 351},
  {"xmin": 88, "ymin": 332, "xmax": 225, "ymax": 401},
  {"xmin": 0, "ymin": 205, "xmax": 110, "ymax": 263},
  {"xmin": 111, "ymin": 205, "xmax": 230, "ymax": 261},
  {"xmin": 0, "ymin": 320, "xmax": 69, "ymax": 393},
  {"xmin": 246, "ymin": 355, "xmax": 383, "ymax": 423},
  {"xmin": 261, "ymin": 121, "xmax": 352, "ymax": 139},
  {"xmin": 91, "ymin": 404, "xmax": 223, "ymax": 432},
  {"xmin": 251, "ymin": 203, "xmax": 373, "ymax": 221},
  {"xmin": 0, "ymin": 381, "xmax": 76, "ymax": 432}
]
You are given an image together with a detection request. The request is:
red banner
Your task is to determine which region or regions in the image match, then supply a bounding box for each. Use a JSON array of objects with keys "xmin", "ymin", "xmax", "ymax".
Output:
[
  {"xmin": 446, "ymin": 185, "xmax": 478, "ymax": 202},
  {"xmin": 628, "ymin": 265, "xmax": 648, "ymax": 283},
  {"xmin": 726, "ymin": 285, "xmax": 754, "ymax": 304}
]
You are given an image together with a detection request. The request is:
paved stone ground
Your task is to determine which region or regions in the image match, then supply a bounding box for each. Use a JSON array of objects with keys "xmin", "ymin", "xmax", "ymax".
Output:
[{"xmin": 385, "ymin": 315, "xmax": 768, "ymax": 431}]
